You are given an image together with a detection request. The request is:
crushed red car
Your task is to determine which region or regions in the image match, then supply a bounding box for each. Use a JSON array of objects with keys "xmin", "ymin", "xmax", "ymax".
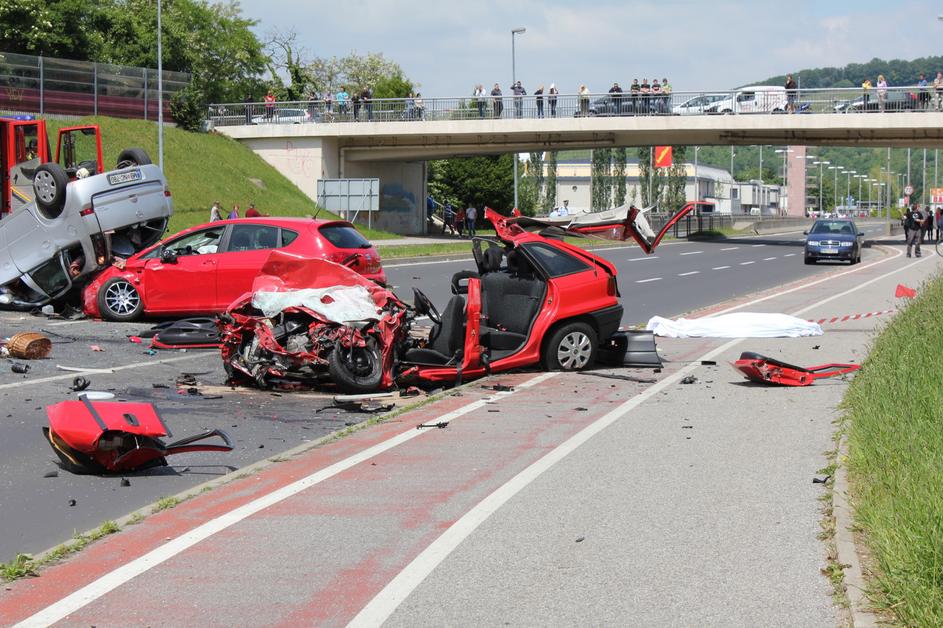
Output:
[
  {"xmin": 219, "ymin": 204, "xmax": 692, "ymax": 393},
  {"xmin": 83, "ymin": 217, "xmax": 385, "ymax": 321}
]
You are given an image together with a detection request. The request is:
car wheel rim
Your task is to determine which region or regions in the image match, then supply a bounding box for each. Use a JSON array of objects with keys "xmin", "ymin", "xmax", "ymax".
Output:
[
  {"xmin": 104, "ymin": 281, "xmax": 139, "ymax": 315},
  {"xmin": 34, "ymin": 171, "xmax": 58, "ymax": 204},
  {"xmin": 557, "ymin": 331, "xmax": 592, "ymax": 370}
]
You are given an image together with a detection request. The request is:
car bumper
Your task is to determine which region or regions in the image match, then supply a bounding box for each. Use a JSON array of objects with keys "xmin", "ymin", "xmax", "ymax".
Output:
[{"xmin": 805, "ymin": 247, "xmax": 855, "ymax": 261}]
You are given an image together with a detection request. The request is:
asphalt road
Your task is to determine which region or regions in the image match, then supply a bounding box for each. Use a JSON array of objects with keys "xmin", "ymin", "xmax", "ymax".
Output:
[{"xmin": 0, "ymin": 222, "xmax": 887, "ymax": 565}]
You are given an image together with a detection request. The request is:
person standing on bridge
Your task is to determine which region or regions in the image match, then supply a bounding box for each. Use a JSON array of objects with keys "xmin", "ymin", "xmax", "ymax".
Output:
[
  {"xmin": 361, "ymin": 86, "xmax": 373, "ymax": 121},
  {"xmin": 491, "ymin": 83, "xmax": 504, "ymax": 118},
  {"xmin": 877, "ymin": 75, "xmax": 888, "ymax": 112},
  {"xmin": 609, "ymin": 82, "xmax": 623, "ymax": 113},
  {"xmin": 785, "ymin": 74, "xmax": 798, "ymax": 113},
  {"xmin": 548, "ymin": 84, "xmax": 558, "ymax": 117},
  {"xmin": 474, "ymin": 84, "xmax": 486, "ymax": 118},
  {"xmin": 337, "ymin": 86, "xmax": 350, "ymax": 118},
  {"xmin": 861, "ymin": 78, "xmax": 872, "ymax": 110},
  {"xmin": 661, "ymin": 78, "xmax": 672, "ymax": 113},
  {"xmin": 512, "ymin": 81, "xmax": 526, "ymax": 118},
  {"xmin": 918, "ymin": 73, "xmax": 930, "ymax": 110},
  {"xmin": 934, "ymin": 72, "xmax": 943, "ymax": 111},
  {"xmin": 579, "ymin": 84, "xmax": 590, "ymax": 116},
  {"xmin": 264, "ymin": 90, "xmax": 276, "ymax": 121},
  {"xmin": 535, "ymin": 85, "xmax": 545, "ymax": 118},
  {"xmin": 630, "ymin": 79, "xmax": 640, "ymax": 113}
]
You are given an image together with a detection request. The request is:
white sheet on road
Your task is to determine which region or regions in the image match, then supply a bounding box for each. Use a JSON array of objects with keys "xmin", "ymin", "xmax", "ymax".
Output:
[
  {"xmin": 646, "ymin": 312, "xmax": 823, "ymax": 338},
  {"xmin": 252, "ymin": 285, "xmax": 380, "ymax": 321}
]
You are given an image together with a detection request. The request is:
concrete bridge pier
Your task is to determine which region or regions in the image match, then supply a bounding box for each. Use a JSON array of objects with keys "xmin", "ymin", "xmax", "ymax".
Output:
[{"xmin": 231, "ymin": 134, "xmax": 428, "ymax": 234}]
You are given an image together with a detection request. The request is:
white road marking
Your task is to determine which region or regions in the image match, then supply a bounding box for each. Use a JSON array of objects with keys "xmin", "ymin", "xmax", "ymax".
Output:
[
  {"xmin": 14, "ymin": 372, "xmax": 559, "ymax": 628},
  {"xmin": 628, "ymin": 256, "xmax": 658, "ymax": 261},
  {"xmin": 350, "ymin": 246, "xmax": 925, "ymax": 628},
  {"xmin": 678, "ymin": 271, "xmax": 700, "ymax": 276},
  {"xmin": 383, "ymin": 258, "xmax": 470, "ymax": 269},
  {"xmin": 739, "ymin": 261, "xmax": 755, "ymax": 265},
  {"xmin": 721, "ymin": 247, "xmax": 739, "ymax": 251},
  {"xmin": 763, "ymin": 257, "xmax": 777, "ymax": 261},
  {"xmin": 751, "ymin": 244, "xmax": 766, "ymax": 247},
  {"xmin": 635, "ymin": 277, "xmax": 662, "ymax": 283},
  {"xmin": 784, "ymin": 253, "xmax": 797, "ymax": 257},
  {"xmin": 712, "ymin": 266, "xmax": 731, "ymax": 270},
  {"xmin": 679, "ymin": 251, "xmax": 702, "ymax": 256}
]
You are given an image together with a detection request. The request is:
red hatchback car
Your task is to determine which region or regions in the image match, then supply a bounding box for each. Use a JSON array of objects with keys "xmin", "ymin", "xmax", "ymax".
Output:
[{"xmin": 83, "ymin": 217, "xmax": 385, "ymax": 321}]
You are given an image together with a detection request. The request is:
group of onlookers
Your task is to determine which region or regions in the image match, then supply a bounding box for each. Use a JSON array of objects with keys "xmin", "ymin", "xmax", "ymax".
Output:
[
  {"xmin": 209, "ymin": 200, "xmax": 266, "ymax": 222},
  {"xmin": 902, "ymin": 204, "xmax": 942, "ymax": 258},
  {"xmin": 428, "ymin": 195, "xmax": 478, "ymax": 236}
]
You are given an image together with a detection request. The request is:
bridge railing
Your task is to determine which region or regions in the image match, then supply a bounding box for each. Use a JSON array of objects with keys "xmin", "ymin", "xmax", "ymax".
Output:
[{"xmin": 207, "ymin": 85, "xmax": 942, "ymax": 128}]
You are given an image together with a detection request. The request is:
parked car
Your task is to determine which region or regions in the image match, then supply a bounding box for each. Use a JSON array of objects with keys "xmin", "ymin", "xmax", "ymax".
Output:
[
  {"xmin": 833, "ymin": 90, "xmax": 917, "ymax": 113},
  {"xmin": 705, "ymin": 85, "xmax": 787, "ymax": 114},
  {"xmin": 672, "ymin": 94, "xmax": 727, "ymax": 115},
  {"xmin": 83, "ymin": 217, "xmax": 385, "ymax": 321},
  {"xmin": 219, "ymin": 204, "xmax": 696, "ymax": 393},
  {"xmin": 803, "ymin": 218, "xmax": 864, "ymax": 264},
  {"xmin": 250, "ymin": 108, "xmax": 312, "ymax": 124},
  {"xmin": 0, "ymin": 152, "xmax": 172, "ymax": 309}
]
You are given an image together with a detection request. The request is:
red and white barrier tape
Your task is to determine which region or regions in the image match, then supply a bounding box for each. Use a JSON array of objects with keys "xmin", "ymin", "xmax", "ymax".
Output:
[{"xmin": 809, "ymin": 309, "xmax": 896, "ymax": 325}]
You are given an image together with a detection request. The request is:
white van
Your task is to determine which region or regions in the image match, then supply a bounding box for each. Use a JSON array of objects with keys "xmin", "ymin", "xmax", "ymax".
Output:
[{"xmin": 707, "ymin": 85, "xmax": 788, "ymax": 114}]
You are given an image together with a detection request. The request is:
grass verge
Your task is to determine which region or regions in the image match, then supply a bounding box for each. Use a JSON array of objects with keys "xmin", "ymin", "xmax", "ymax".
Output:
[
  {"xmin": 0, "ymin": 520, "xmax": 120, "ymax": 582},
  {"xmin": 843, "ymin": 271, "xmax": 943, "ymax": 625}
]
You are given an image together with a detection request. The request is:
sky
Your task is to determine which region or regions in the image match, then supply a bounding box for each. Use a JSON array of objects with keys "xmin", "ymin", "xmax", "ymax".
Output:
[{"xmin": 236, "ymin": 0, "xmax": 943, "ymax": 96}]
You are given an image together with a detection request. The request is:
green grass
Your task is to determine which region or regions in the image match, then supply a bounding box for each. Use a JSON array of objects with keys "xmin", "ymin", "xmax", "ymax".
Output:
[
  {"xmin": 0, "ymin": 519, "xmax": 121, "ymax": 582},
  {"xmin": 152, "ymin": 496, "xmax": 180, "ymax": 513},
  {"xmin": 41, "ymin": 116, "xmax": 345, "ymax": 234},
  {"xmin": 843, "ymin": 272, "xmax": 943, "ymax": 625}
]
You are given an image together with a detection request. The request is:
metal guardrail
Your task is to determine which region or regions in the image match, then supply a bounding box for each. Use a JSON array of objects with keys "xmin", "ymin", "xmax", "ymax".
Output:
[{"xmin": 207, "ymin": 85, "xmax": 943, "ymax": 128}]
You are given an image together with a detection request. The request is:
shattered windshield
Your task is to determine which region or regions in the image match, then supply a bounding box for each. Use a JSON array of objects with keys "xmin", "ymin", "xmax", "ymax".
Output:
[{"xmin": 28, "ymin": 256, "xmax": 70, "ymax": 297}]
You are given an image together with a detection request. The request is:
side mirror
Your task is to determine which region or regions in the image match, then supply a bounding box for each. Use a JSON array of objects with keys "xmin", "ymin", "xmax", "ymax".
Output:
[
  {"xmin": 160, "ymin": 248, "xmax": 178, "ymax": 264},
  {"xmin": 802, "ymin": 230, "xmax": 808, "ymax": 235},
  {"xmin": 858, "ymin": 232, "xmax": 865, "ymax": 237}
]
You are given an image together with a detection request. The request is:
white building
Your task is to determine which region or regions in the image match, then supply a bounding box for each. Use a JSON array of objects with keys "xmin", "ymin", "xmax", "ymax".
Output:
[{"xmin": 544, "ymin": 156, "xmax": 782, "ymax": 215}]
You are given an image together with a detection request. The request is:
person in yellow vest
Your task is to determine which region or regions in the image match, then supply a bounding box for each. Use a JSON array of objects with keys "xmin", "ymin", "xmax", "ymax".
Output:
[{"xmin": 861, "ymin": 78, "xmax": 872, "ymax": 110}]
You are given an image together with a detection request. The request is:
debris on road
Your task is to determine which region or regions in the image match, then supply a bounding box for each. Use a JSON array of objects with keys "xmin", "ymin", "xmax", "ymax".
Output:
[
  {"xmin": 416, "ymin": 421, "xmax": 449, "ymax": 429},
  {"xmin": 647, "ymin": 313, "xmax": 823, "ymax": 338},
  {"xmin": 578, "ymin": 371, "xmax": 656, "ymax": 384},
  {"xmin": 812, "ymin": 476, "xmax": 830, "ymax": 484},
  {"xmin": 56, "ymin": 365, "xmax": 114, "ymax": 374},
  {"xmin": 482, "ymin": 383, "xmax": 514, "ymax": 392},
  {"xmin": 43, "ymin": 470, "xmax": 58, "ymax": 478},
  {"xmin": 10, "ymin": 362, "xmax": 30, "ymax": 374},
  {"xmin": 4, "ymin": 332, "xmax": 52, "ymax": 359},
  {"xmin": 895, "ymin": 284, "xmax": 917, "ymax": 299},
  {"xmin": 44, "ymin": 397, "xmax": 233, "ymax": 474},
  {"xmin": 90, "ymin": 345, "xmax": 104, "ymax": 352},
  {"xmin": 70, "ymin": 377, "xmax": 91, "ymax": 392},
  {"xmin": 680, "ymin": 375, "xmax": 698, "ymax": 385},
  {"xmin": 733, "ymin": 351, "xmax": 860, "ymax": 386}
]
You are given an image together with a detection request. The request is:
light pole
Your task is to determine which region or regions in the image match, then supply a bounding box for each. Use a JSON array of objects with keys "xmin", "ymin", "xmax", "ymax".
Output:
[
  {"xmin": 814, "ymin": 160, "xmax": 829, "ymax": 215},
  {"xmin": 157, "ymin": 0, "xmax": 164, "ymax": 170},
  {"xmin": 828, "ymin": 166, "xmax": 840, "ymax": 211},
  {"xmin": 775, "ymin": 148, "xmax": 793, "ymax": 215},
  {"xmin": 693, "ymin": 146, "xmax": 701, "ymax": 203},
  {"xmin": 511, "ymin": 27, "xmax": 525, "ymax": 211},
  {"xmin": 845, "ymin": 170, "xmax": 856, "ymax": 212},
  {"xmin": 856, "ymin": 175, "xmax": 865, "ymax": 212}
]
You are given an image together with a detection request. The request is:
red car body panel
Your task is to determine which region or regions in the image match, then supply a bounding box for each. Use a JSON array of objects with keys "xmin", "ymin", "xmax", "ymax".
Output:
[{"xmin": 83, "ymin": 217, "xmax": 385, "ymax": 319}]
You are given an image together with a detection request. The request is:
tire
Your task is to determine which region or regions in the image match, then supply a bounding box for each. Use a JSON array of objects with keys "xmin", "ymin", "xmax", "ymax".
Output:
[
  {"xmin": 116, "ymin": 147, "xmax": 152, "ymax": 169},
  {"xmin": 329, "ymin": 337, "xmax": 383, "ymax": 393},
  {"xmin": 32, "ymin": 163, "xmax": 69, "ymax": 219},
  {"xmin": 541, "ymin": 322, "xmax": 597, "ymax": 372},
  {"xmin": 98, "ymin": 278, "xmax": 144, "ymax": 322},
  {"xmin": 804, "ymin": 257, "xmax": 815, "ymax": 265}
]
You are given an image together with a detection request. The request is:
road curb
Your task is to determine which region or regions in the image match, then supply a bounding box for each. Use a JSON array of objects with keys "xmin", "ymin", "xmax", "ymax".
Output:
[{"xmin": 833, "ymin": 434, "xmax": 879, "ymax": 627}]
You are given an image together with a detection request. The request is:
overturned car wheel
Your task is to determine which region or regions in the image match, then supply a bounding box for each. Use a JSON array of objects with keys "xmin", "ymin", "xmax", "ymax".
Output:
[
  {"xmin": 98, "ymin": 278, "xmax": 143, "ymax": 322},
  {"xmin": 116, "ymin": 147, "xmax": 152, "ymax": 169},
  {"xmin": 542, "ymin": 322, "xmax": 597, "ymax": 371},
  {"xmin": 329, "ymin": 338, "xmax": 383, "ymax": 393},
  {"xmin": 33, "ymin": 163, "xmax": 69, "ymax": 219}
]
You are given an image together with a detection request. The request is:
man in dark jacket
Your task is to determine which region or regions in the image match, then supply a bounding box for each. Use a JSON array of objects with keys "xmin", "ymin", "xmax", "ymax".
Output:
[{"xmin": 905, "ymin": 204, "xmax": 926, "ymax": 257}]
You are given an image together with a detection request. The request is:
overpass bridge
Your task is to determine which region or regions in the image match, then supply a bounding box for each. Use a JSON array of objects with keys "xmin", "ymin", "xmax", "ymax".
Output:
[{"xmin": 213, "ymin": 87, "xmax": 943, "ymax": 233}]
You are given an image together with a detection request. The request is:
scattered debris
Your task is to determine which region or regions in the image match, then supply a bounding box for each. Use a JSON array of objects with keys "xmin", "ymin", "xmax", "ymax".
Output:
[
  {"xmin": 700, "ymin": 360, "xmax": 717, "ymax": 366},
  {"xmin": 4, "ymin": 332, "xmax": 52, "ymax": 359},
  {"xmin": 89, "ymin": 345, "xmax": 104, "ymax": 352},
  {"xmin": 70, "ymin": 377, "xmax": 91, "ymax": 392},
  {"xmin": 152, "ymin": 383, "xmax": 169, "ymax": 389},
  {"xmin": 578, "ymin": 371, "xmax": 656, "ymax": 384},
  {"xmin": 120, "ymin": 478, "xmax": 131, "ymax": 487},
  {"xmin": 733, "ymin": 351, "xmax": 860, "ymax": 387},
  {"xmin": 67, "ymin": 499, "xmax": 76, "ymax": 507},
  {"xmin": 56, "ymin": 365, "xmax": 114, "ymax": 374},
  {"xmin": 143, "ymin": 349, "xmax": 157, "ymax": 356},
  {"xmin": 895, "ymin": 284, "xmax": 917, "ymax": 299},
  {"xmin": 574, "ymin": 407, "xmax": 588, "ymax": 411},
  {"xmin": 483, "ymin": 384, "xmax": 514, "ymax": 392},
  {"xmin": 44, "ymin": 398, "xmax": 233, "ymax": 474},
  {"xmin": 43, "ymin": 470, "xmax": 58, "ymax": 478},
  {"xmin": 680, "ymin": 375, "xmax": 698, "ymax": 385},
  {"xmin": 40, "ymin": 328, "xmax": 76, "ymax": 343},
  {"xmin": 812, "ymin": 345, "xmax": 821, "ymax": 350},
  {"xmin": 11, "ymin": 362, "xmax": 30, "ymax": 374},
  {"xmin": 812, "ymin": 476, "xmax": 830, "ymax": 484},
  {"xmin": 417, "ymin": 421, "xmax": 449, "ymax": 429},
  {"xmin": 575, "ymin": 536, "xmax": 585, "ymax": 543},
  {"xmin": 682, "ymin": 425, "xmax": 694, "ymax": 429},
  {"xmin": 128, "ymin": 336, "xmax": 143, "ymax": 344}
]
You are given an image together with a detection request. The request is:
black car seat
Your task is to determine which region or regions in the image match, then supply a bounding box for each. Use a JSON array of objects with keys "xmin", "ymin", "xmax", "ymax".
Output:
[
  {"xmin": 229, "ymin": 229, "xmax": 252, "ymax": 252},
  {"xmin": 480, "ymin": 248, "xmax": 545, "ymax": 355},
  {"xmin": 403, "ymin": 294, "xmax": 467, "ymax": 365}
]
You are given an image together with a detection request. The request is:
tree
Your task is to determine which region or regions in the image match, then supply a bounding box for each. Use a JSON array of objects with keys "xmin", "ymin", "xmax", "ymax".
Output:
[
  {"xmin": 637, "ymin": 147, "xmax": 665, "ymax": 208},
  {"xmin": 543, "ymin": 151, "xmax": 558, "ymax": 212},
  {"xmin": 0, "ymin": 0, "xmax": 109, "ymax": 59},
  {"xmin": 304, "ymin": 52, "xmax": 413, "ymax": 97},
  {"xmin": 662, "ymin": 146, "xmax": 688, "ymax": 212},
  {"xmin": 590, "ymin": 148, "xmax": 612, "ymax": 210},
  {"xmin": 264, "ymin": 29, "xmax": 310, "ymax": 101},
  {"xmin": 428, "ymin": 155, "xmax": 514, "ymax": 214},
  {"xmin": 613, "ymin": 148, "xmax": 627, "ymax": 206}
]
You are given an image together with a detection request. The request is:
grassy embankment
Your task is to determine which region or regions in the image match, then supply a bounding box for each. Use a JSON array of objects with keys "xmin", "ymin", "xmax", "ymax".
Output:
[
  {"xmin": 843, "ymin": 270, "xmax": 943, "ymax": 625},
  {"xmin": 41, "ymin": 116, "xmax": 393, "ymax": 240}
]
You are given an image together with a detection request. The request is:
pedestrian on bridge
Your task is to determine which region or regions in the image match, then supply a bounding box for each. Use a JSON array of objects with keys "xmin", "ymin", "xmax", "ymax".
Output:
[
  {"xmin": 361, "ymin": 86, "xmax": 373, "ymax": 121},
  {"xmin": 877, "ymin": 75, "xmax": 888, "ymax": 112},
  {"xmin": 512, "ymin": 81, "xmax": 526, "ymax": 118},
  {"xmin": 491, "ymin": 84, "xmax": 504, "ymax": 118},
  {"xmin": 548, "ymin": 84, "xmax": 558, "ymax": 117},
  {"xmin": 474, "ymin": 85, "xmax": 486, "ymax": 118},
  {"xmin": 579, "ymin": 84, "xmax": 590, "ymax": 116},
  {"xmin": 785, "ymin": 74, "xmax": 798, "ymax": 113},
  {"xmin": 918, "ymin": 73, "xmax": 930, "ymax": 110},
  {"xmin": 861, "ymin": 78, "xmax": 872, "ymax": 109},
  {"xmin": 535, "ymin": 85, "xmax": 545, "ymax": 117}
]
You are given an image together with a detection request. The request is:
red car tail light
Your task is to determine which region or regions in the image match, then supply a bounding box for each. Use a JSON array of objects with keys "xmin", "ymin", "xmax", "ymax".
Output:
[
  {"xmin": 607, "ymin": 276, "xmax": 618, "ymax": 297},
  {"xmin": 163, "ymin": 186, "xmax": 172, "ymax": 197}
]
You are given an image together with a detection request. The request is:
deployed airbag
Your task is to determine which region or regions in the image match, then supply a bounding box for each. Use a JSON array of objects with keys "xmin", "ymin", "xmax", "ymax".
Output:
[
  {"xmin": 251, "ymin": 285, "xmax": 381, "ymax": 321},
  {"xmin": 646, "ymin": 313, "xmax": 823, "ymax": 338}
]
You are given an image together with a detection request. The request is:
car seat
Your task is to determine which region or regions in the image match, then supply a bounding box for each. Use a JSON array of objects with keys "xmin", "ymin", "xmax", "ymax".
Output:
[
  {"xmin": 480, "ymin": 248, "xmax": 545, "ymax": 355},
  {"xmin": 254, "ymin": 228, "xmax": 277, "ymax": 249},
  {"xmin": 840, "ymin": 224, "xmax": 853, "ymax": 235},
  {"xmin": 403, "ymin": 294, "xmax": 466, "ymax": 365},
  {"xmin": 229, "ymin": 230, "xmax": 252, "ymax": 251}
]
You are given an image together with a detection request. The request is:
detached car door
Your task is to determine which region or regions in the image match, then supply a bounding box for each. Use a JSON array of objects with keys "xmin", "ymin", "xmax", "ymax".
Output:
[
  {"xmin": 213, "ymin": 223, "xmax": 282, "ymax": 309},
  {"xmin": 142, "ymin": 225, "xmax": 225, "ymax": 313}
]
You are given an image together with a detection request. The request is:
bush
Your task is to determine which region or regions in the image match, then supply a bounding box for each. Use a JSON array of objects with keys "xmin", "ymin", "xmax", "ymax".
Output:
[{"xmin": 170, "ymin": 86, "xmax": 206, "ymax": 132}]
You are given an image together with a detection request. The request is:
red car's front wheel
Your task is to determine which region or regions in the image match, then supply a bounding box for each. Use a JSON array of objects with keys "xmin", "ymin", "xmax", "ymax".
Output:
[{"xmin": 98, "ymin": 278, "xmax": 144, "ymax": 322}]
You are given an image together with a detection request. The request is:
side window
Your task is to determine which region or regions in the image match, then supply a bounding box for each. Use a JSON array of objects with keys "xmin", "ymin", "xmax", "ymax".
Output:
[
  {"xmin": 226, "ymin": 224, "xmax": 279, "ymax": 252},
  {"xmin": 145, "ymin": 226, "xmax": 225, "ymax": 258},
  {"xmin": 522, "ymin": 243, "xmax": 591, "ymax": 278},
  {"xmin": 281, "ymin": 229, "xmax": 299, "ymax": 247}
]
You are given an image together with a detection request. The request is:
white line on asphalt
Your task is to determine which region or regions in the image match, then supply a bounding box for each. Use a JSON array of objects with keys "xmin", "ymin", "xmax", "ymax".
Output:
[
  {"xmin": 679, "ymin": 251, "xmax": 702, "ymax": 256},
  {"xmin": 383, "ymin": 258, "xmax": 470, "ymax": 269},
  {"xmin": 763, "ymin": 257, "xmax": 777, "ymax": 261},
  {"xmin": 784, "ymin": 253, "xmax": 797, "ymax": 257},
  {"xmin": 678, "ymin": 271, "xmax": 700, "ymax": 276},
  {"xmin": 14, "ymin": 372, "xmax": 559, "ymax": 628},
  {"xmin": 0, "ymin": 353, "xmax": 215, "ymax": 391},
  {"xmin": 739, "ymin": 261, "xmax": 755, "ymax": 265},
  {"xmin": 635, "ymin": 277, "xmax": 661, "ymax": 283},
  {"xmin": 45, "ymin": 320, "xmax": 96, "ymax": 327},
  {"xmin": 751, "ymin": 244, "xmax": 766, "ymax": 247},
  {"xmin": 628, "ymin": 256, "xmax": 658, "ymax": 261},
  {"xmin": 349, "ymin": 245, "xmax": 926, "ymax": 628},
  {"xmin": 712, "ymin": 266, "xmax": 730, "ymax": 270},
  {"xmin": 721, "ymin": 247, "xmax": 739, "ymax": 251}
]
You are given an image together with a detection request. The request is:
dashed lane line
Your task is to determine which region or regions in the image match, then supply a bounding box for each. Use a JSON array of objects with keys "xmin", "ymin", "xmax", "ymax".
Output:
[
  {"xmin": 678, "ymin": 271, "xmax": 700, "ymax": 276},
  {"xmin": 628, "ymin": 256, "xmax": 659, "ymax": 261},
  {"xmin": 679, "ymin": 251, "xmax": 702, "ymax": 256},
  {"xmin": 763, "ymin": 257, "xmax": 777, "ymax": 261},
  {"xmin": 784, "ymin": 253, "xmax": 797, "ymax": 257},
  {"xmin": 635, "ymin": 277, "xmax": 662, "ymax": 283},
  {"xmin": 712, "ymin": 266, "xmax": 731, "ymax": 270},
  {"xmin": 751, "ymin": 244, "xmax": 766, "ymax": 247},
  {"xmin": 740, "ymin": 261, "xmax": 755, "ymax": 265},
  {"xmin": 721, "ymin": 247, "xmax": 739, "ymax": 251}
]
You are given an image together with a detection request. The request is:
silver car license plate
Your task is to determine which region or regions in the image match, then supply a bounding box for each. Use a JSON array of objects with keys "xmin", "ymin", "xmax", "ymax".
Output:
[{"xmin": 107, "ymin": 169, "xmax": 143, "ymax": 185}]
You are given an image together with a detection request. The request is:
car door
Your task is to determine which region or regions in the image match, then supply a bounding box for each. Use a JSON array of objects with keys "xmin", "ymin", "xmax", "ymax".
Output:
[
  {"xmin": 213, "ymin": 222, "xmax": 282, "ymax": 309},
  {"xmin": 141, "ymin": 225, "xmax": 225, "ymax": 313}
]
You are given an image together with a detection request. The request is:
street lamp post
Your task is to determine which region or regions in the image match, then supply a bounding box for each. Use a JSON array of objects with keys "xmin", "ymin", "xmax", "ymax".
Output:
[
  {"xmin": 693, "ymin": 146, "xmax": 701, "ymax": 204},
  {"xmin": 828, "ymin": 166, "xmax": 840, "ymax": 211},
  {"xmin": 814, "ymin": 160, "xmax": 829, "ymax": 215},
  {"xmin": 511, "ymin": 27, "xmax": 525, "ymax": 211},
  {"xmin": 775, "ymin": 148, "xmax": 793, "ymax": 216},
  {"xmin": 845, "ymin": 170, "xmax": 856, "ymax": 212},
  {"xmin": 157, "ymin": 0, "xmax": 163, "ymax": 170}
]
